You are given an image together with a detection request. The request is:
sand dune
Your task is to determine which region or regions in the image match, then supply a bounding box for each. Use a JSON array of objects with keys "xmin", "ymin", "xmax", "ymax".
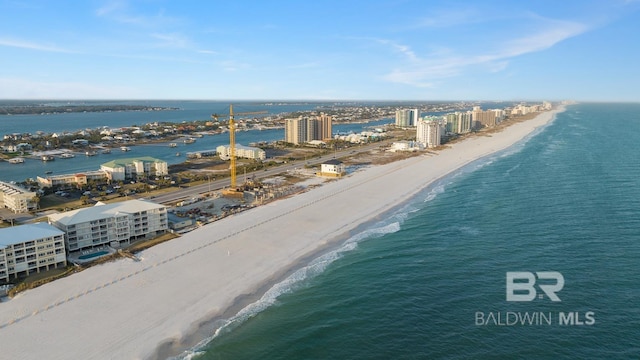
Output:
[{"xmin": 0, "ymin": 107, "xmax": 564, "ymax": 359}]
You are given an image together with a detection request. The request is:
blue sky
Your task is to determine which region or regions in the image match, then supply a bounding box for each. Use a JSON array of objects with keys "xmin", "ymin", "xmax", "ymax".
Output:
[{"xmin": 1, "ymin": 0, "xmax": 639, "ymax": 101}]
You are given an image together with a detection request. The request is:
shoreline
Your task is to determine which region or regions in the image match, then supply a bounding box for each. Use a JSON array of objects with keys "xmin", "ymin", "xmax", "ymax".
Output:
[
  {"xmin": 0, "ymin": 106, "xmax": 565, "ymax": 360},
  {"xmin": 157, "ymin": 106, "xmax": 566, "ymax": 359}
]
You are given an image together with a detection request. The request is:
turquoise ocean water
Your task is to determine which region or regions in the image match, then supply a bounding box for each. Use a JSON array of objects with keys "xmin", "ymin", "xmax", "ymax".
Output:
[{"xmin": 180, "ymin": 103, "xmax": 640, "ymax": 359}]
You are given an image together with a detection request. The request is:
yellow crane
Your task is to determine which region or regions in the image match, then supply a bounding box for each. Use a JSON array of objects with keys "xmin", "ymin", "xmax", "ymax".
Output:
[{"xmin": 212, "ymin": 105, "xmax": 267, "ymax": 197}]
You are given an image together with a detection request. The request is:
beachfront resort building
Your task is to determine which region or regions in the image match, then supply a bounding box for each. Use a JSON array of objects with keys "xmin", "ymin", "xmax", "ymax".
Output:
[
  {"xmin": 445, "ymin": 112, "xmax": 473, "ymax": 134},
  {"xmin": 0, "ymin": 223, "xmax": 67, "ymax": 282},
  {"xmin": 285, "ymin": 113, "xmax": 333, "ymax": 145},
  {"xmin": 0, "ymin": 181, "xmax": 37, "ymax": 213},
  {"xmin": 37, "ymin": 170, "xmax": 109, "ymax": 188},
  {"xmin": 395, "ymin": 109, "xmax": 419, "ymax": 127},
  {"xmin": 48, "ymin": 199, "xmax": 168, "ymax": 252},
  {"xmin": 471, "ymin": 106, "xmax": 506, "ymax": 128},
  {"xmin": 389, "ymin": 141, "xmax": 421, "ymax": 152},
  {"xmin": 417, "ymin": 117, "xmax": 442, "ymax": 148},
  {"xmin": 100, "ymin": 157, "xmax": 168, "ymax": 181},
  {"xmin": 216, "ymin": 144, "xmax": 266, "ymax": 161},
  {"xmin": 319, "ymin": 159, "xmax": 346, "ymax": 177}
]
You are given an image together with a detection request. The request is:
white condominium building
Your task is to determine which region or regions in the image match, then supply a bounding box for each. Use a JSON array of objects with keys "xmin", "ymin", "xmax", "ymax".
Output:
[
  {"xmin": 37, "ymin": 170, "xmax": 109, "ymax": 188},
  {"xmin": 100, "ymin": 157, "xmax": 168, "ymax": 182},
  {"xmin": 416, "ymin": 118, "xmax": 442, "ymax": 148},
  {"xmin": 216, "ymin": 144, "xmax": 266, "ymax": 160},
  {"xmin": 48, "ymin": 199, "xmax": 168, "ymax": 252},
  {"xmin": 0, "ymin": 181, "xmax": 37, "ymax": 213},
  {"xmin": 0, "ymin": 223, "xmax": 67, "ymax": 282},
  {"xmin": 395, "ymin": 109, "xmax": 419, "ymax": 127}
]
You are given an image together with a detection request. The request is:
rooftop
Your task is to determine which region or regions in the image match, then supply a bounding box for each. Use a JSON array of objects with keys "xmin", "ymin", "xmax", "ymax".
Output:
[
  {"xmin": 0, "ymin": 181, "xmax": 35, "ymax": 196},
  {"xmin": 0, "ymin": 223, "xmax": 64, "ymax": 249},
  {"xmin": 48, "ymin": 199, "xmax": 166, "ymax": 226},
  {"xmin": 322, "ymin": 159, "xmax": 343, "ymax": 165},
  {"xmin": 101, "ymin": 157, "xmax": 165, "ymax": 168}
]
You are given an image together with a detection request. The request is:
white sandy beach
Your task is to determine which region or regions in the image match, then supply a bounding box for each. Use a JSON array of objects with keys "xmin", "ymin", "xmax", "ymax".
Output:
[{"xmin": 0, "ymin": 107, "xmax": 564, "ymax": 360}]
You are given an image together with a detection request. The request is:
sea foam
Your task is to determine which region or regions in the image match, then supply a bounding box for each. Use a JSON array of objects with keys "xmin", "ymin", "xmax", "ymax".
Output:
[{"xmin": 173, "ymin": 220, "xmax": 403, "ymax": 359}]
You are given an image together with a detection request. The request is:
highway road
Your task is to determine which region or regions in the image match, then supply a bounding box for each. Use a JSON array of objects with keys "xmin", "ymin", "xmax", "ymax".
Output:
[{"xmin": 148, "ymin": 140, "xmax": 392, "ymax": 205}]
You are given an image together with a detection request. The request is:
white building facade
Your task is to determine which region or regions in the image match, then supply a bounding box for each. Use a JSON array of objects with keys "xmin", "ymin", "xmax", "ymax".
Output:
[
  {"xmin": 48, "ymin": 199, "xmax": 168, "ymax": 252},
  {"xmin": 37, "ymin": 170, "xmax": 109, "ymax": 188},
  {"xmin": 0, "ymin": 223, "xmax": 66, "ymax": 282},
  {"xmin": 216, "ymin": 144, "xmax": 266, "ymax": 161},
  {"xmin": 0, "ymin": 181, "xmax": 37, "ymax": 213},
  {"xmin": 416, "ymin": 118, "xmax": 442, "ymax": 148},
  {"xmin": 395, "ymin": 109, "xmax": 419, "ymax": 127},
  {"xmin": 100, "ymin": 157, "xmax": 168, "ymax": 181},
  {"xmin": 319, "ymin": 159, "xmax": 346, "ymax": 177}
]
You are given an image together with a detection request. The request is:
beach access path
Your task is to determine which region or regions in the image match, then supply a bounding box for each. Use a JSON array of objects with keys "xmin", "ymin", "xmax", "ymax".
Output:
[{"xmin": 0, "ymin": 107, "xmax": 564, "ymax": 360}]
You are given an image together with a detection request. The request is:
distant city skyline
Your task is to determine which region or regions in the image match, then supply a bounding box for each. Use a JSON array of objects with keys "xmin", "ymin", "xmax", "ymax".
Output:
[{"xmin": 1, "ymin": 0, "xmax": 639, "ymax": 101}]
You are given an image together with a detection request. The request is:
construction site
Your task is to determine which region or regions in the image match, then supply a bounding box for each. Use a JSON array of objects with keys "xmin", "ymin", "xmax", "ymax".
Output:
[{"xmin": 167, "ymin": 105, "xmax": 321, "ymax": 232}]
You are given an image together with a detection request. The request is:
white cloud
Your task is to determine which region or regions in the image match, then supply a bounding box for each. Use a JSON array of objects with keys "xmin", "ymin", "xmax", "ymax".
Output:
[
  {"xmin": 498, "ymin": 21, "xmax": 587, "ymax": 57},
  {"xmin": 150, "ymin": 33, "xmax": 191, "ymax": 48},
  {"xmin": 0, "ymin": 77, "xmax": 141, "ymax": 99},
  {"xmin": 288, "ymin": 62, "xmax": 322, "ymax": 69},
  {"xmin": 414, "ymin": 8, "xmax": 481, "ymax": 28},
  {"xmin": 96, "ymin": 0, "xmax": 181, "ymax": 28},
  {"xmin": 376, "ymin": 39, "xmax": 419, "ymax": 62},
  {"xmin": 383, "ymin": 18, "xmax": 588, "ymax": 87},
  {"xmin": 219, "ymin": 60, "xmax": 251, "ymax": 72},
  {"xmin": 0, "ymin": 37, "xmax": 74, "ymax": 53}
]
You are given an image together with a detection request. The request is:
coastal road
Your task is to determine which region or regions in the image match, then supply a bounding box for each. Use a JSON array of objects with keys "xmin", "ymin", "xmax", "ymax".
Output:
[{"xmin": 148, "ymin": 140, "xmax": 392, "ymax": 204}]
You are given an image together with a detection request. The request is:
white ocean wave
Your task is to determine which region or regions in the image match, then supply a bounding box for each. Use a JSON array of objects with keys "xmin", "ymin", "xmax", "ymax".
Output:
[
  {"xmin": 424, "ymin": 184, "xmax": 445, "ymax": 203},
  {"xmin": 173, "ymin": 220, "xmax": 402, "ymax": 359}
]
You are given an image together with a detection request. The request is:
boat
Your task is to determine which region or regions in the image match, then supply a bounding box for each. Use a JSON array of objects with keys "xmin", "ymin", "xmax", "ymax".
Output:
[
  {"xmin": 120, "ymin": 146, "xmax": 131, "ymax": 152},
  {"xmin": 41, "ymin": 155, "xmax": 55, "ymax": 161},
  {"xmin": 60, "ymin": 153, "xmax": 75, "ymax": 159},
  {"xmin": 45, "ymin": 171, "xmax": 53, "ymax": 175},
  {"xmin": 8, "ymin": 157, "xmax": 24, "ymax": 164},
  {"xmin": 101, "ymin": 148, "xmax": 111, "ymax": 154},
  {"xmin": 169, "ymin": 143, "xmax": 178, "ymax": 148},
  {"xmin": 176, "ymin": 152, "xmax": 181, "ymax": 156},
  {"xmin": 184, "ymin": 138, "xmax": 196, "ymax": 144},
  {"xmin": 85, "ymin": 151, "xmax": 97, "ymax": 156}
]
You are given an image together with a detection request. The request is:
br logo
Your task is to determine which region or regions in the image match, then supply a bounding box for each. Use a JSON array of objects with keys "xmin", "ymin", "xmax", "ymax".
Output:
[{"xmin": 506, "ymin": 271, "xmax": 564, "ymax": 302}]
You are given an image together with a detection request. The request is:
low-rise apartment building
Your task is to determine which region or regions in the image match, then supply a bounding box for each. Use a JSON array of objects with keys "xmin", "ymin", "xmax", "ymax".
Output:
[
  {"xmin": 37, "ymin": 170, "xmax": 109, "ymax": 188},
  {"xmin": 0, "ymin": 223, "xmax": 67, "ymax": 282},
  {"xmin": 0, "ymin": 181, "xmax": 37, "ymax": 213},
  {"xmin": 48, "ymin": 199, "xmax": 168, "ymax": 252},
  {"xmin": 100, "ymin": 157, "xmax": 168, "ymax": 181},
  {"xmin": 216, "ymin": 144, "xmax": 266, "ymax": 161}
]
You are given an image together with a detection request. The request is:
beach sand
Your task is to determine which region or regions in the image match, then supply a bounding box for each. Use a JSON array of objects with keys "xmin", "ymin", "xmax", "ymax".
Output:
[{"xmin": 0, "ymin": 107, "xmax": 564, "ymax": 360}]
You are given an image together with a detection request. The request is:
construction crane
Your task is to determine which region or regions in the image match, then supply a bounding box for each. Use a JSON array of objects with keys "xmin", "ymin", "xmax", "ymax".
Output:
[{"xmin": 212, "ymin": 105, "xmax": 267, "ymax": 197}]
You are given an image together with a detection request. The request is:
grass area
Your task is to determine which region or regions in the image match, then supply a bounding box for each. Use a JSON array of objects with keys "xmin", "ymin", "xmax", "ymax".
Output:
[
  {"xmin": 19, "ymin": 267, "xmax": 69, "ymax": 284},
  {"xmin": 126, "ymin": 232, "xmax": 181, "ymax": 253},
  {"xmin": 38, "ymin": 194, "xmax": 91, "ymax": 212},
  {"xmin": 6, "ymin": 266, "xmax": 78, "ymax": 298}
]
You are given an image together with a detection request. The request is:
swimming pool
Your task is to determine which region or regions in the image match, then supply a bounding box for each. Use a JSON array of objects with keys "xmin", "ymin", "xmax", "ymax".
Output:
[{"xmin": 78, "ymin": 250, "xmax": 109, "ymax": 260}]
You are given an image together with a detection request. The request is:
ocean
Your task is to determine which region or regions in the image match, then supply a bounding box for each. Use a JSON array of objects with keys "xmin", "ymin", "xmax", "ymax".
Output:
[{"xmin": 178, "ymin": 103, "xmax": 640, "ymax": 359}]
